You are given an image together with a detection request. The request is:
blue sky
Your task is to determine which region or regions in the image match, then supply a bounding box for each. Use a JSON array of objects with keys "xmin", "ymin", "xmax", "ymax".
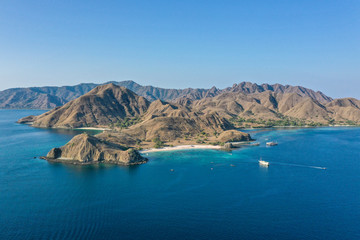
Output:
[{"xmin": 0, "ymin": 0, "xmax": 359, "ymax": 98}]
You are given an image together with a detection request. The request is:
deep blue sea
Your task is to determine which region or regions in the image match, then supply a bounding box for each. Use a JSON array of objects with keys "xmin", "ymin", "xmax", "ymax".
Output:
[{"xmin": 1, "ymin": 110, "xmax": 360, "ymax": 240}]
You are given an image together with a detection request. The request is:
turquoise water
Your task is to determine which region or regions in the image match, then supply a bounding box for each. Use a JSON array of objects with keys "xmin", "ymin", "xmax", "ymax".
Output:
[{"xmin": 1, "ymin": 110, "xmax": 360, "ymax": 239}]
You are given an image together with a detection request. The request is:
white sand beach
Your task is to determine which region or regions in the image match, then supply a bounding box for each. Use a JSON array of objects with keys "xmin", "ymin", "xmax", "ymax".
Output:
[
  {"xmin": 140, "ymin": 145, "xmax": 222, "ymax": 153},
  {"xmin": 75, "ymin": 127, "xmax": 111, "ymax": 131}
]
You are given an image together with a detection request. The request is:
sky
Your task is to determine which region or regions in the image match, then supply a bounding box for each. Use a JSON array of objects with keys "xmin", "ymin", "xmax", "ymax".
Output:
[{"xmin": 0, "ymin": 0, "xmax": 359, "ymax": 98}]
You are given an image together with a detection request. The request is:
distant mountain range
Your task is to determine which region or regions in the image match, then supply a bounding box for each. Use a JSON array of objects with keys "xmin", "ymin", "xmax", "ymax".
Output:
[{"xmin": 0, "ymin": 80, "xmax": 333, "ymax": 109}]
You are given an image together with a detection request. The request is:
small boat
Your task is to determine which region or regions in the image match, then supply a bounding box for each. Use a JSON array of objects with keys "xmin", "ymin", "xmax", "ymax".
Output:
[
  {"xmin": 259, "ymin": 158, "xmax": 269, "ymax": 167},
  {"xmin": 252, "ymin": 142, "xmax": 260, "ymax": 146},
  {"xmin": 266, "ymin": 141, "xmax": 278, "ymax": 146}
]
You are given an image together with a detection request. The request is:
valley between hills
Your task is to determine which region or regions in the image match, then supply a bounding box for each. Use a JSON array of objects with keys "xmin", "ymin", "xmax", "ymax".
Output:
[{"xmin": 14, "ymin": 81, "xmax": 360, "ymax": 165}]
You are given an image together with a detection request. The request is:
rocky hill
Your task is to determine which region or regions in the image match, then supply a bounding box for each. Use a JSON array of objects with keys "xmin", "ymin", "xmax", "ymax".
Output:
[
  {"xmin": 224, "ymin": 82, "xmax": 332, "ymax": 103},
  {"xmin": 18, "ymin": 82, "xmax": 360, "ymax": 129},
  {"xmin": 325, "ymin": 98, "xmax": 360, "ymax": 122},
  {"xmin": 188, "ymin": 90, "xmax": 360, "ymax": 125},
  {"xmin": 1, "ymin": 80, "xmax": 332, "ymax": 109},
  {"xmin": 45, "ymin": 133, "xmax": 147, "ymax": 165},
  {"xmin": 18, "ymin": 84, "xmax": 150, "ymax": 128}
]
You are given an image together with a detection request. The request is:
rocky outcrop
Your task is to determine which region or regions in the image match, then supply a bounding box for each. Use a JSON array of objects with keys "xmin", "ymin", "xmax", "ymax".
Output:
[
  {"xmin": 218, "ymin": 130, "xmax": 252, "ymax": 143},
  {"xmin": 17, "ymin": 115, "xmax": 37, "ymax": 124},
  {"xmin": 45, "ymin": 133, "xmax": 147, "ymax": 165}
]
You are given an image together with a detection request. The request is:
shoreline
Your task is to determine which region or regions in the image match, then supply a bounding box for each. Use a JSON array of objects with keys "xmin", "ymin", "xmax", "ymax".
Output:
[
  {"xmin": 140, "ymin": 144, "xmax": 222, "ymax": 153},
  {"xmin": 239, "ymin": 125, "xmax": 360, "ymax": 131},
  {"xmin": 75, "ymin": 127, "xmax": 111, "ymax": 131},
  {"xmin": 40, "ymin": 156, "xmax": 147, "ymax": 166}
]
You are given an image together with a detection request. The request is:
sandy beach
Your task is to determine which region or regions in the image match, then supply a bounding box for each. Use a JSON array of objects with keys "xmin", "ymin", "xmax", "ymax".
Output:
[
  {"xmin": 140, "ymin": 144, "xmax": 222, "ymax": 153},
  {"xmin": 75, "ymin": 127, "xmax": 111, "ymax": 131}
]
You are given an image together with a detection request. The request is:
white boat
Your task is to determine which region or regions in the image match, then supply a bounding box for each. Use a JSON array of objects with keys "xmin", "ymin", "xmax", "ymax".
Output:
[
  {"xmin": 266, "ymin": 141, "xmax": 278, "ymax": 146},
  {"xmin": 259, "ymin": 159, "xmax": 269, "ymax": 167}
]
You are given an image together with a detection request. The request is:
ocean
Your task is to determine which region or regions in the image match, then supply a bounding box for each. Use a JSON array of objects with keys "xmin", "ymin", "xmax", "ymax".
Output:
[{"xmin": 1, "ymin": 110, "xmax": 359, "ymax": 239}]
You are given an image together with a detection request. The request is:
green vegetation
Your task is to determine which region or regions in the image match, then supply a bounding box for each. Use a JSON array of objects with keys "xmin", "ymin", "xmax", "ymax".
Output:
[
  {"xmin": 230, "ymin": 115, "xmax": 359, "ymax": 128},
  {"xmin": 345, "ymin": 120, "xmax": 358, "ymax": 125},
  {"xmin": 230, "ymin": 116, "xmax": 324, "ymax": 128},
  {"xmin": 209, "ymin": 141, "xmax": 225, "ymax": 146},
  {"xmin": 128, "ymin": 148, "xmax": 136, "ymax": 154},
  {"xmin": 135, "ymin": 139, "xmax": 142, "ymax": 150},
  {"xmin": 195, "ymin": 130, "xmax": 210, "ymax": 144},
  {"xmin": 112, "ymin": 116, "xmax": 141, "ymax": 130},
  {"xmin": 152, "ymin": 137, "xmax": 164, "ymax": 148},
  {"xmin": 183, "ymin": 132, "xmax": 192, "ymax": 141},
  {"xmin": 328, "ymin": 118, "xmax": 335, "ymax": 125},
  {"xmin": 196, "ymin": 139, "xmax": 205, "ymax": 144}
]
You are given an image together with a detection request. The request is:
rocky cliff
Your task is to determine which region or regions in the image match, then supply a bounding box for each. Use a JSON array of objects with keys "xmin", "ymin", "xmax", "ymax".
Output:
[{"xmin": 46, "ymin": 133, "xmax": 147, "ymax": 165}]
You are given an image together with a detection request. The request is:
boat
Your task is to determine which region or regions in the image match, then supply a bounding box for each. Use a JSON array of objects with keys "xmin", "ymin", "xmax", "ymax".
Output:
[
  {"xmin": 259, "ymin": 158, "xmax": 269, "ymax": 167},
  {"xmin": 266, "ymin": 141, "xmax": 278, "ymax": 146}
]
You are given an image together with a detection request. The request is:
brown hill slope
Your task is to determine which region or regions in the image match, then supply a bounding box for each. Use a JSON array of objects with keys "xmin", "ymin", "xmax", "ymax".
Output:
[
  {"xmin": 326, "ymin": 98, "xmax": 360, "ymax": 122},
  {"xmin": 18, "ymin": 83, "xmax": 150, "ymax": 128},
  {"xmin": 283, "ymin": 98, "xmax": 331, "ymax": 122},
  {"xmin": 106, "ymin": 100, "xmax": 235, "ymax": 143},
  {"xmin": 190, "ymin": 91, "xmax": 279, "ymax": 120},
  {"xmin": 225, "ymin": 82, "xmax": 332, "ymax": 103},
  {"xmin": 189, "ymin": 90, "xmax": 360, "ymax": 125}
]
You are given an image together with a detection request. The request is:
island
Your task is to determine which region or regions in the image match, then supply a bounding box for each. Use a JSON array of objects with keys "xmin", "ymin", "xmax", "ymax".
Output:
[
  {"xmin": 18, "ymin": 82, "xmax": 360, "ymax": 165},
  {"xmin": 19, "ymin": 84, "xmax": 252, "ymax": 165}
]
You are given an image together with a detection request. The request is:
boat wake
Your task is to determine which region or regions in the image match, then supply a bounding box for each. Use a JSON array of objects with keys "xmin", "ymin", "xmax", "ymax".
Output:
[{"xmin": 262, "ymin": 161, "xmax": 326, "ymax": 170}]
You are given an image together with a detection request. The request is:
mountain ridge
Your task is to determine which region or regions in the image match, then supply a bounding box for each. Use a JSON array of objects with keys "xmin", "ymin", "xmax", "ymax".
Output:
[{"xmin": 1, "ymin": 80, "xmax": 332, "ymax": 109}]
